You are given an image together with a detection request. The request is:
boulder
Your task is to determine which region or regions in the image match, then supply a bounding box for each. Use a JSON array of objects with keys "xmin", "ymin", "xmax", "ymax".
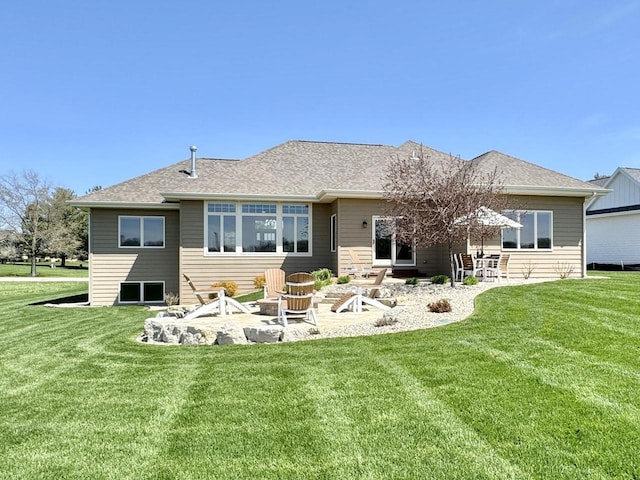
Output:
[
  {"xmin": 216, "ymin": 323, "xmax": 248, "ymax": 345},
  {"xmin": 144, "ymin": 317, "xmax": 219, "ymax": 345},
  {"xmin": 243, "ymin": 326, "xmax": 284, "ymax": 343}
]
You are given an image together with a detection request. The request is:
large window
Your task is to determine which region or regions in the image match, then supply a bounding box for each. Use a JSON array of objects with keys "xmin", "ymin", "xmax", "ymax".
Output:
[
  {"xmin": 207, "ymin": 203, "xmax": 237, "ymax": 252},
  {"xmin": 283, "ymin": 204, "xmax": 309, "ymax": 253},
  {"xmin": 242, "ymin": 204, "xmax": 277, "ymax": 253},
  {"xmin": 502, "ymin": 211, "xmax": 553, "ymax": 250},
  {"xmin": 119, "ymin": 216, "xmax": 165, "ymax": 248},
  {"xmin": 205, "ymin": 202, "xmax": 311, "ymax": 255},
  {"xmin": 119, "ymin": 281, "xmax": 164, "ymax": 303}
]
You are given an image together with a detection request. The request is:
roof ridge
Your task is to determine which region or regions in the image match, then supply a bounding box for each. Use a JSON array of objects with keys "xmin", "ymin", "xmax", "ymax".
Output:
[{"xmin": 291, "ymin": 139, "xmax": 388, "ymax": 147}]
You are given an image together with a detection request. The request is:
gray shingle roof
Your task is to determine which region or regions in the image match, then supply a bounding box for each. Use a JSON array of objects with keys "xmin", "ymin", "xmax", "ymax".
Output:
[
  {"xmin": 588, "ymin": 177, "xmax": 610, "ymax": 187},
  {"xmin": 470, "ymin": 150, "xmax": 598, "ymax": 190},
  {"xmin": 73, "ymin": 140, "xmax": 606, "ymax": 206},
  {"xmin": 620, "ymin": 167, "xmax": 640, "ymax": 184}
]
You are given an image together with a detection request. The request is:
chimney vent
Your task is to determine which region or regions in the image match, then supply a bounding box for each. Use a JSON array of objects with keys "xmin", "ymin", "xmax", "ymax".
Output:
[{"xmin": 189, "ymin": 146, "xmax": 198, "ymax": 178}]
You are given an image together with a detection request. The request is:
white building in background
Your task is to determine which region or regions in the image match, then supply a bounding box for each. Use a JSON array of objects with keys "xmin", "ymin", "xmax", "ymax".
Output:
[{"xmin": 586, "ymin": 167, "xmax": 640, "ymax": 266}]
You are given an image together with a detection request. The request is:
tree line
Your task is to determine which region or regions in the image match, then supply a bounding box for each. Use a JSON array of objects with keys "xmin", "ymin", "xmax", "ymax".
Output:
[{"xmin": 0, "ymin": 170, "xmax": 97, "ymax": 276}]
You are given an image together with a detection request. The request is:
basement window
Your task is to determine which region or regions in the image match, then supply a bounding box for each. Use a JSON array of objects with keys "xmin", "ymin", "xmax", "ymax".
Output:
[{"xmin": 119, "ymin": 281, "xmax": 165, "ymax": 303}]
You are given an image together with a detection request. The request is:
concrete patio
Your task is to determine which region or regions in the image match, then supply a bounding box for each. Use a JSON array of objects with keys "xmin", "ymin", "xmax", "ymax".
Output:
[{"xmin": 143, "ymin": 277, "xmax": 405, "ymax": 345}]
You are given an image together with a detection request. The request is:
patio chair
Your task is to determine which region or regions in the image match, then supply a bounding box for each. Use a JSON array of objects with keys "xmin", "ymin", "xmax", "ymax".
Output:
[
  {"xmin": 483, "ymin": 254, "xmax": 510, "ymax": 282},
  {"xmin": 344, "ymin": 249, "xmax": 378, "ymax": 278},
  {"xmin": 461, "ymin": 254, "xmax": 482, "ymax": 278},
  {"xmin": 182, "ymin": 274, "xmax": 250, "ymax": 320},
  {"xmin": 451, "ymin": 253, "xmax": 464, "ymax": 282},
  {"xmin": 277, "ymin": 272, "xmax": 318, "ymax": 327},
  {"xmin": 183, "ymin": 273, "xmax": 221, "ymax": 305},
  {"xmin": 331, "ymin": 268, "xmax": 391, "ymax": 313},
  {"xmin": 263, "ymin": 268, "xmax": 286, "ymax": 299}
]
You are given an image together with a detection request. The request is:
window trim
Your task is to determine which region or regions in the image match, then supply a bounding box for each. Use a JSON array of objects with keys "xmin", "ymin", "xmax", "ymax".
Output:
[
  {"xmin": 118, "ymin": 281, "xmax": 165, "ymax": 304},
  {"xmin": 501, "ymin": 210, "xmax": 553, "ymax": 251},
  {"xmin": 206, "ymin": 202, "xmax": 238, "ymax": 253},
  {"xmin": 204, "ymin": 202, "xmax": 313, "ymax": 256},
  {"xmin": 118, "ymin": 216, "xmax": 165, "ymax": 249},
  {"xmin": 330, "ymin": 214, "xmax": 337, "ymax": 252}
]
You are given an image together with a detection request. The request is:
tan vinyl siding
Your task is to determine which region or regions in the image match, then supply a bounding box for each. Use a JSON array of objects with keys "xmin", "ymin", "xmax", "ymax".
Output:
[
  {"xmin": 179, "ymin": 201, "xmax": 332, "ymax": 303},
  {"xmin": 89, "ymin": 208, "xmax": 180, "ymax": 305},
  {"xmin": 468, "ymin": 196, "xmax": 585, "ymax": 278},
  {"xmin": 336, "ymin": 196, "xmax": 585, "ymax": 279},
  {"xmin": 337, "ymin": 199, "xmax": 465, "ymax": 277},
  {"xmin": 336, "ymin": 199, "xmax": 381, "ymax": 275}
]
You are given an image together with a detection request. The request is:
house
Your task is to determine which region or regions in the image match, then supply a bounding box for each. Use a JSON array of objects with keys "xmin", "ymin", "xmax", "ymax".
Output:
[
  {"xmin": 586, "ymin": 167, "xmax": 640, "ymax": 267},
  {"xmin": 70, "ymin": 140, "xmax": 607, "ymax": 306}
]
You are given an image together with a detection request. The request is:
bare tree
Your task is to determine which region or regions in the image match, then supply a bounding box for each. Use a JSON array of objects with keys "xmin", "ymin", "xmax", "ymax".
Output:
[
  {"xmin": 383, "ymin": 149, "xmax": 508, "ymax": 286},
  {"xmin": 0, "ymin": 170, "xmax": 52, "ymax": 276}
]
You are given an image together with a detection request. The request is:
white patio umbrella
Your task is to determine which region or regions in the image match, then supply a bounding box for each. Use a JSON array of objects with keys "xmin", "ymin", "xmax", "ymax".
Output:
[
  {"xmin": 455, "ymin": 206, "xmax": 522, "ymax": 253},
  {"xmin": 473, "ymin": 206, "xmax": 522, "ymax": 229}
]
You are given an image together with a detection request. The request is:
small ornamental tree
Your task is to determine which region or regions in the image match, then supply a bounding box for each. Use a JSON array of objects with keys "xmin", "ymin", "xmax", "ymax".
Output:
[{"xmin": 383, "ymin": 148, "xmax": 508, "ymax": 287}]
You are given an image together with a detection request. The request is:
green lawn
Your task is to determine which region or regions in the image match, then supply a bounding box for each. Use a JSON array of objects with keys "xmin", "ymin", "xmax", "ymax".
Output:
[
  {"xmin": 0, "ymin": 262, "xmax": 88, "ymax": 278},
  {"xmin": 1, "ymin": 273, "xmax": 639, "ymax": 479}
]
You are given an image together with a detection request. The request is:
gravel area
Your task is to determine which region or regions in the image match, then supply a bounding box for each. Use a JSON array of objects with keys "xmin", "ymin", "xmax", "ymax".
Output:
[{"xmin": 297, "ymin": 279, "xmax": 545, "ymax": 342}]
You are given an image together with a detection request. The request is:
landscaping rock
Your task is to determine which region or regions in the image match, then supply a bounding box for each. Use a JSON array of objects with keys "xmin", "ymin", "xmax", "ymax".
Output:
[
  {"xmin": 281, "ymin": 326, "xmax": 315, "ymax": 342},
  {"xmin": 144, "ymin": 317, "xmax": 218, "ymax": 345},
  {"xmin": 216, "ymin": 323, "xmax": 248, "ymax": 345},
  {"xmin": 243, "ymin": 326, "xmax": 284, "ymax": 343}
]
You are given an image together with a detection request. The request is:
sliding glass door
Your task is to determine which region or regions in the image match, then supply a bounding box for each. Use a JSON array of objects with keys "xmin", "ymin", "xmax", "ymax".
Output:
[{"xmin": 372, "ymin": 216, "xmax": 415, "ymax": 267}]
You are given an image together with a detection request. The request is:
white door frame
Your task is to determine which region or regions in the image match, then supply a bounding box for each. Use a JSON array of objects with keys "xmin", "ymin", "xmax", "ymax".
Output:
[{"xmin": 371, "ymin": 216, "xmax": 416, "ymax": 267}]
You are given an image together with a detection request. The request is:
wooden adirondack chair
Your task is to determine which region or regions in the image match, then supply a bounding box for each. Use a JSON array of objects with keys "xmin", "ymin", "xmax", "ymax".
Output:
[
  {"xmin": 331, "ymin": 268, "xmax": 390, "ymax": 313},
  {"xmin": 277, "ymin": 272, "xmax": 318, "ymax": 327}
]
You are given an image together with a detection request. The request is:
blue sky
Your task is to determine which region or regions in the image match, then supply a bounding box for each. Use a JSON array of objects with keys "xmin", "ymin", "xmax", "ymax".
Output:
[{"xmin": 1, "ymin": 1, "xmax": 639, "ymax": 195}]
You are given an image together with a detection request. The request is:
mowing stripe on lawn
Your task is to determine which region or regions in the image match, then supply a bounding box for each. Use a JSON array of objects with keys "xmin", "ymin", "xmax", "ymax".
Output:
[
  {"xmin": 459, "ymin": 338, "xmax": 640, "ymax": 427},
  {"xmin": 375, "ymin": 356, "xmax": 527, "ymax": 479}
]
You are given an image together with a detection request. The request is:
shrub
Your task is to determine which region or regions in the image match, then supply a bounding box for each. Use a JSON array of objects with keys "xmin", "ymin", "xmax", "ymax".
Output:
[
  {"xmin": 337, "ymin": 275, "xmax": 351, "ymax": 284},
  {"xmin": 405, "ymin": 277, "xmax": 420, "ymax": 285},
  {"xmin": 211, "ymin": 281, "xmax": 239, "ymax": 298},
  {"xmin": 554, "ymin": 262, "xmax": 575, "ymax": 279},
  {"xmin": 164, "ymin": 292, "xmax": 180, "ymax": 306},
  {"xmin": 430, "ymin": 275, "xmax": 450, "ymax": 285},
  {"xmin": 428, "ymin": 298, "xmax": 452, "ymax": 313},
  {"xmin": 253, "ymin": 275, "xmax": 266, "ymax": 289},
  {"xmin": 312, "ymin": 268, "xmax": 333, "ymax": 290},
  {"xmin": 374, "ymin": 316, "xmax": 398, "ymax": 327},
  {"xmin": 463, "ymin": 275, "xmax": 479, "ymax": 286},
  {"xmin": 521, "ymin": 260, "xmax": 536, "ymax": 280}
]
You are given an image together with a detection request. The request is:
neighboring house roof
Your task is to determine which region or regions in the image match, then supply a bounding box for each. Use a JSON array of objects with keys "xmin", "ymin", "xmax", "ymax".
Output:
[
  {"xmin": 71, "ymin": 140, "xmax": 608, "ymax": 208},
  {"xmin": 587, "ymin": 167, "xmax": 640, "ymax": 215},
  {"xmin": 588, "ymin": 176, "xmax": 610, "ymax": 187}
]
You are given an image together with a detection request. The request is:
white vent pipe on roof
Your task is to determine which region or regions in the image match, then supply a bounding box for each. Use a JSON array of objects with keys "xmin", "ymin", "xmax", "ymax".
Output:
[{"xmin": 189, "ymin": 146, "xmax": 198, "ymax": 178}]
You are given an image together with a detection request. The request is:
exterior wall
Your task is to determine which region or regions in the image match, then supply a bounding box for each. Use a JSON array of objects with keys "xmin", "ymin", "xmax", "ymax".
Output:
[
  {"xmin": 467, "ymin": 195, "xmax": 585, "ymax": 278},
  {"xmin": 179, "ymin": 201, "xmax": 332, "ymax": 304},
  {"xmin": 88, "ymin": 194, "xmax": 587, "ymax": 306},
  {"xmin": 586, "ymin": 211, "xmax": 640, "ymax": 264},
  {"xmin": 335, "ymin": 198, "xmax": 445, "ymax": 277},
  {"xmin": 589, "ymin": 173, "xmax": 639, "ymax": 210},
  {"xmin": 89, "ymin": 208, "xmax": 180, "ymax": 306},
  {"xmin": 335, "ymin": 198, "xmax": 381, "ymax": 276},
  {"xmin": 334, "ymin": 196, "xmax": 586, "ymax": 279}
]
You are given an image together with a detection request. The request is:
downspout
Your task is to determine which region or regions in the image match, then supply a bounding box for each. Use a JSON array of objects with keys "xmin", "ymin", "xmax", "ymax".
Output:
[
  {"xmin": 582, "ymin": 192, "xmax": 598, "ymax": 278},
  {"xmin": 189, "ymin": 146, "xmax": 198, "ymax": 178}
]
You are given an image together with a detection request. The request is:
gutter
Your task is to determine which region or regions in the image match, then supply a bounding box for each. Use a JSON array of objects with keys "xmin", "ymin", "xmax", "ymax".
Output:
[
  {"xmin": 161, "ymin": 192, "xmax": 318, "ymax": 202},
  {"xmin": 68, "ymin": 201, "xmax": 180, "ymax": 211},
  {"xmin": 504, "ymin": 185, "xmax": 611, "ymax": 197}
]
